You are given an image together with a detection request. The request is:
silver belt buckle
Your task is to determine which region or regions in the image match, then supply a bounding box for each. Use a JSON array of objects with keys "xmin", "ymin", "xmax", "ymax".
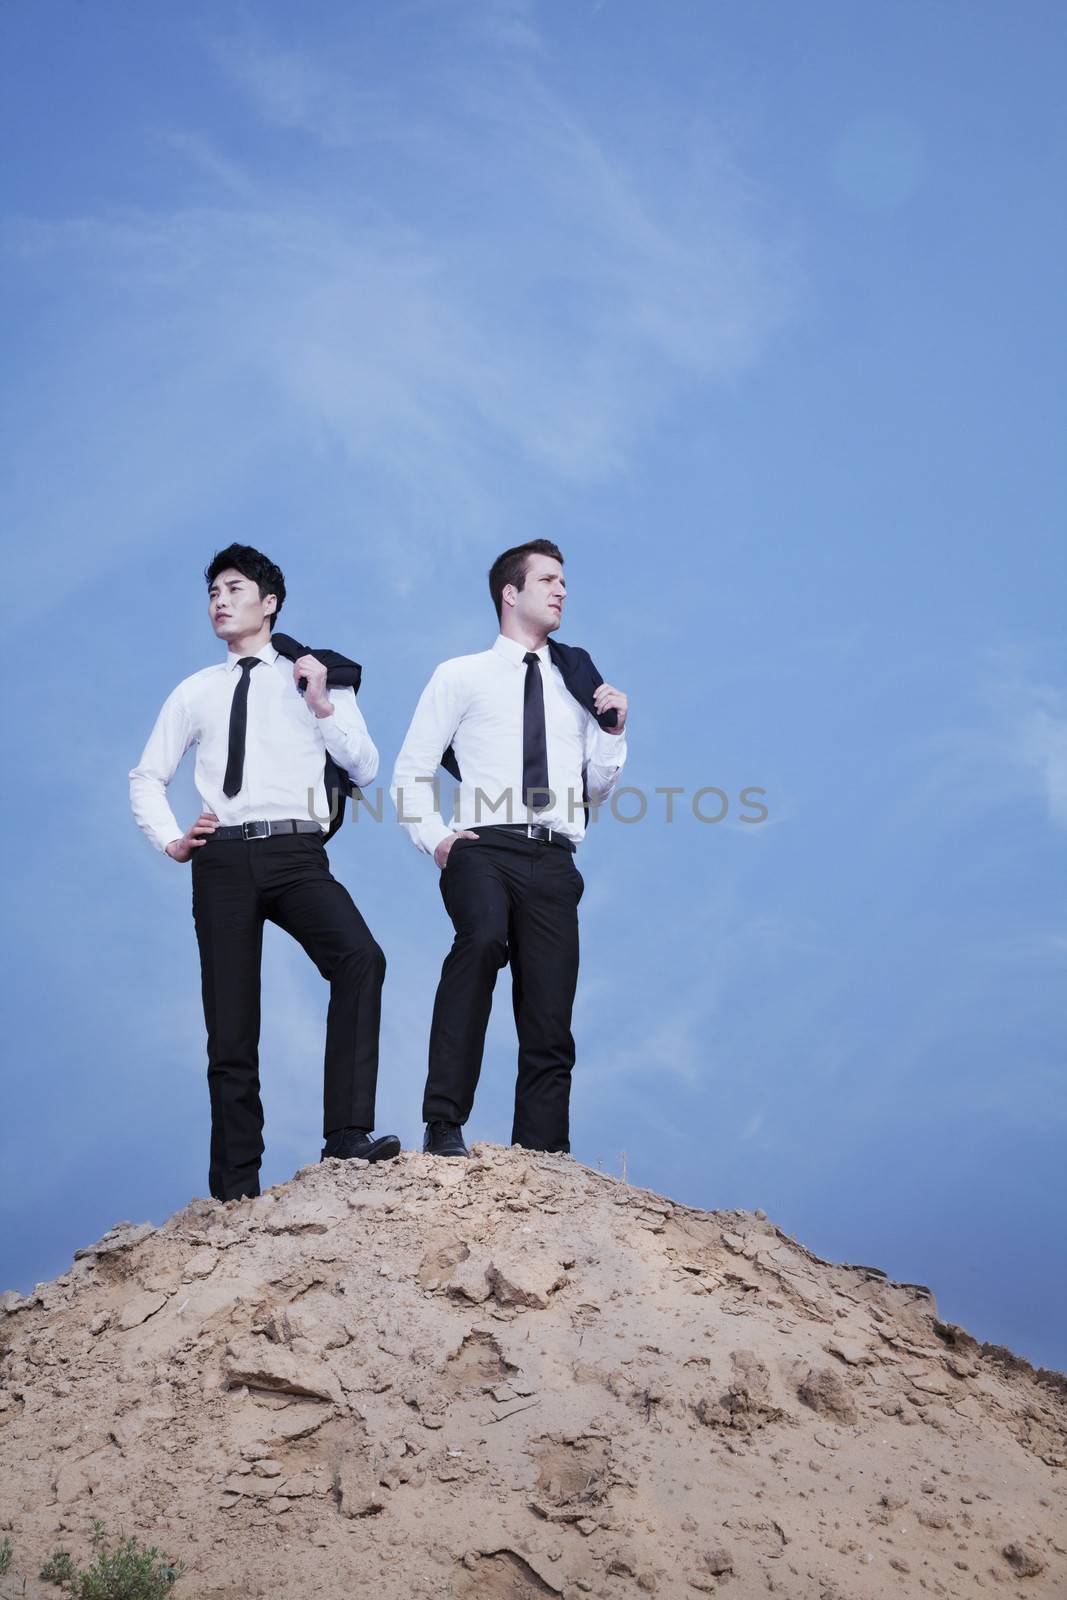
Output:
[
  {"xmin": 242, "ymin": 819, "xmax": 270, "ymax": 840},
  {"xmin": 527, "ymin": 823, "xmax": 551, "ymax": 842}
]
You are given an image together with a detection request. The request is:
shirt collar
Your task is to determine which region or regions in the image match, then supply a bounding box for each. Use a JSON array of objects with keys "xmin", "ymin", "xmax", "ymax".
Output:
[
  {"xmin": 224, "ymin": 642, "xmax": 279, "ymax": 672},
  {"xmin": 493, "ymin": 634, "xmax": 550, "ymax": 667}
]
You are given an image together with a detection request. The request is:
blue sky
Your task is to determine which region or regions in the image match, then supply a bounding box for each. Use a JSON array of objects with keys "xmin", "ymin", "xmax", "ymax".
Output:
[{"xmin": 2, "ymin": 1, "xmax": 1065, "ymax": 1370}]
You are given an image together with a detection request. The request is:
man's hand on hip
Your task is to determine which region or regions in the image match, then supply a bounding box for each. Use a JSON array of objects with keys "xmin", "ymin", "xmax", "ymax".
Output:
[
  {"xmin": 166, "ymin": 812, "xmax": 219, "ymax": 862},
  {"xmin": 434, "ymin": 830, "xmax": 480, "ymax": 870}
]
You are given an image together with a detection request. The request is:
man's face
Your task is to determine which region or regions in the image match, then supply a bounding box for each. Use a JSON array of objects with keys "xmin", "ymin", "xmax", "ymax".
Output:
[
  {"xmin": 207, "ymin": 568, "xmax": 276, "ymax": 642},
  {"xmin": 509, "ymin": 554, "xmax": 566, "ymax": 634}
]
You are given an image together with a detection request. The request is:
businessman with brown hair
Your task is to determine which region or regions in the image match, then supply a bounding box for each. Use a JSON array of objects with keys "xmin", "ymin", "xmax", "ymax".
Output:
[{"xmin": 391, "ymin": 540, "xmax": 628, "ymax": 1158}]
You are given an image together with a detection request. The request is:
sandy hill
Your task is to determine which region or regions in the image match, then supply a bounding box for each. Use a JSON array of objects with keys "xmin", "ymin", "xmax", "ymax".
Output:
[{"xmin": 0, "ymin": 1146, "xmax": 1064, "ymax": 1600}]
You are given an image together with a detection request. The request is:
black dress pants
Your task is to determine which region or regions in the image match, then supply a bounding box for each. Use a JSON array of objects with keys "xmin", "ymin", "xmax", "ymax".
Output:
[
  {"xmin": 424, "ymin": 829, "xmax": 584, "ymax": 1152},
  {"xmin": 191, "ymin": 832, "xmax": 385, "ymax": 1201}
]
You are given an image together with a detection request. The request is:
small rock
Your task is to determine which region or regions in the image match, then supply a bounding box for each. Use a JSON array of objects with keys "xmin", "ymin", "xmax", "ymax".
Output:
[
  {"xmin": 431, "ymin": 1162, "xmax": 467, "ymax": 1189},
  {"xmin": 418, "ymin": 1241, "xmax": 470, "ymax": 1292},
  {"xmin": 223, "ymin": 1474, "xmax": 276, "ymax": 1499},
  {"xmin": 703, "ymin": 1546, "xmax": 733, "ymax": 1575},
  {"xmin": 255, "ymin": 1401, "xmax": 334, "ymax": 1445},
  {"xmin": 1002, "ymin": 1544, "xmax": 1045, "ymax": 1579},
  {"xmin": 826, "ymin": 1338, "xmax": 875, "ymax": 1367},
  {"xmin": 797, "ymin": 1368, "xmax": 858, "ymax": 1425},
  {"xmin": 74, "ymin": 1222, "xmax": 156, "ymax": 1261},
  {"xmin": 261, "ymin": 1197, "xmax": 346, "ymax": 1235},
  {"xmin": 488, "ymin": 1254, "xmax": 568, "ymax": 1310},
  {"xmin": 449, "ymin": 1257, "xmax": 493, "ymax": 1304},
  {"xmin": 224, "ymin": 1337, "xmax": 341, "ymax": 1404},
  {"xmin": 909, "ymin": 1373, "xmax": 952, "ymax": 1396},
  {"xmin": 336, "ymin": 1459, "xmax": 385, "ymax": 1519}
]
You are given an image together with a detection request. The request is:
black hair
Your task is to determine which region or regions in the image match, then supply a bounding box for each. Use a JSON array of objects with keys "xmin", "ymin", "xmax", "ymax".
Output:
[{"xmin": 204, "ymin": 544, "xmax": 286, "ymax": 629}]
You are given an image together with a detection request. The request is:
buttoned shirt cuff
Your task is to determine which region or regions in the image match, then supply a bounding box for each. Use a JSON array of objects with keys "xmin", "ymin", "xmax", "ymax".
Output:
[
  {"xmin": 415, "ymin": 814, "xmax": 453, "ymax": 859},
  {"xmin": 316, "ymin": 699, "xmax": 378, "ymax": 785},
  {"xmin": 152, "ymin": 826, "xmax": 184, "ymax": 854},
  {"xmin": 589, "ymin": 727, "xmax": 628, "ymax": 768}
]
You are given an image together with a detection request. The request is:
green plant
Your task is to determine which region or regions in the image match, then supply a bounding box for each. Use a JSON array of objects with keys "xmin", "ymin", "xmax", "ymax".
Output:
[
  {"xmin": 39, "ymin": 1523, "xmax": 183, "ymax": 1599},
  {"xmin": 0, "ymin": 1535, "xmax": 13, "ymax": 1575},
  {"xmin": 40, "ymin": 1551, "xmax": 76, "ymax": 1584}
]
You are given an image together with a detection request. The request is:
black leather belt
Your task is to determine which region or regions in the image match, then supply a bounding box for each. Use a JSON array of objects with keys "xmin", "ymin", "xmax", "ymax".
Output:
[
  {"xmin": 471, "ymin": 824, "xmax": 576, "ymax": 854},
  {"xmin": 209, "ymin": 819, "xmax": 325, "ymax": 842}
]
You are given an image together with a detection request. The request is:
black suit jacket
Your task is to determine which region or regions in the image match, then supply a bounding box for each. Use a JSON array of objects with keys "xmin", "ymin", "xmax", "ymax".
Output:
[
  {"xmin": 271, "ymin": 632, "xmax": 362, "ymax": 840},
  {"xmin": 441, "ymin": 638, "xmax": 617, "ymax": 782}
]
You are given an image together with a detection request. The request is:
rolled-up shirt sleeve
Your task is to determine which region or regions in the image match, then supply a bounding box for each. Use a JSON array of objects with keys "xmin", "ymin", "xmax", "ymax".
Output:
[
  {"xmin": 129, "ymin": 686, "xmax": 193, "ymax": 852},
  {"xmin": 317, "ymin": 687, "xmax": 379, "ymax": 789},
  {"xmin": 390, "ymin": 666, "xmax": 461, "ymax": 858},
  {"xmin": 584, "ymin": 715, "xmax": 628, "ymax": 807}
]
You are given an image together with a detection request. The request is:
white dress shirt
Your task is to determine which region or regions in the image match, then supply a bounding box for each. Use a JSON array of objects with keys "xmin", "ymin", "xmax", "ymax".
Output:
[
  {"xmin": 129, "ymin": 642, "xmax": 379, "ymax": 852},
  {"xmin": 390, "ymin": 634, "xmax": 628, "ymax": 857}
]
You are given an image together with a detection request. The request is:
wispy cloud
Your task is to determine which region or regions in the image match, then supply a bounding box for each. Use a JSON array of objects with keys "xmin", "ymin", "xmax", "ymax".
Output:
[
  {"xmin": 206, "ymin": 29, "xmax": 399, "ymax": 149},
  {"xmin": 162, "ymin": 130, "xmax": 256, "ymax": 197},
  {"xmin": 1016, "ymin": 698, "xmax": 1067, "ymax": 828},
  {"xmin": 886, "ymin": 645, "xmax": 1067, "ymax": 835},
  {"xmin": 3, "ymin": 5, "xmax": 790, "ymax": 628}
]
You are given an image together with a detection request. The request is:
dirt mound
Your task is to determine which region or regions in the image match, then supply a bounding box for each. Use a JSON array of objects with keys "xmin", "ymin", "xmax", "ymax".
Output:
[{"xmin": 1, "ymin": 1148, "xmax": 1064, "ymax": 1598}]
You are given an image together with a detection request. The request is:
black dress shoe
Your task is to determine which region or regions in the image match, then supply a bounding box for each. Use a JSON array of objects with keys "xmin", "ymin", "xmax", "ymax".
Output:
[
  {"xmin": 423, "ymin": 1120, "xmax": 469, "ymax": 1158},
  {"xmin": 321, "ymin": 1128, "xmax": 401, "ymax": 1163}
]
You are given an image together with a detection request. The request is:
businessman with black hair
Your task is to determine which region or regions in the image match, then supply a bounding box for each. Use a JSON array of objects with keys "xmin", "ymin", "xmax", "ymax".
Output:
[{"xmin": 130, "ymin": 544, "xmax": 398, "ymax": 1201}]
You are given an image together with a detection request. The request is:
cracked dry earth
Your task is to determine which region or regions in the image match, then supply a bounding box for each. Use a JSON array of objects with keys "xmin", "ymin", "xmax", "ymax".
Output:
[{"xmin": 1, "ymin": 1148, "xmax": 1065, "ymax": 1600}]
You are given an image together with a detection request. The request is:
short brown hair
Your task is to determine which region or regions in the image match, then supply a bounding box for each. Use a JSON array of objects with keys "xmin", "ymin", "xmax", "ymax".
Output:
[{"xmin": 488, "ymin": 540, "xmax": 564, "ymax": 621}]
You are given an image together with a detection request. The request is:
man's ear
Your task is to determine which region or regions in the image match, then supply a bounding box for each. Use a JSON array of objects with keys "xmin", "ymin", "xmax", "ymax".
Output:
[{"xmin": 264, "ymin": 593, "xmax": 278, "ymax": 617}]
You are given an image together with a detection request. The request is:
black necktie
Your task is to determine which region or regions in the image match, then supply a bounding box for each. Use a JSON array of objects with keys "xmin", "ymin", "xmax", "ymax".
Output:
[
  {"xmin": 522, "ymin": 651, "xmax": 550, "ymax": 811},
  {"xmin": 222, "ymin": 657, "xmax": 261, "ymax": 798}
]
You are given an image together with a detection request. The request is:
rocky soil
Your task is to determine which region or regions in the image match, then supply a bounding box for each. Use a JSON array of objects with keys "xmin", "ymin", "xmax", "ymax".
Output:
[{"xmin": 1, "ymin": 1146, "xmax": 1064, "ymax": 1599}]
